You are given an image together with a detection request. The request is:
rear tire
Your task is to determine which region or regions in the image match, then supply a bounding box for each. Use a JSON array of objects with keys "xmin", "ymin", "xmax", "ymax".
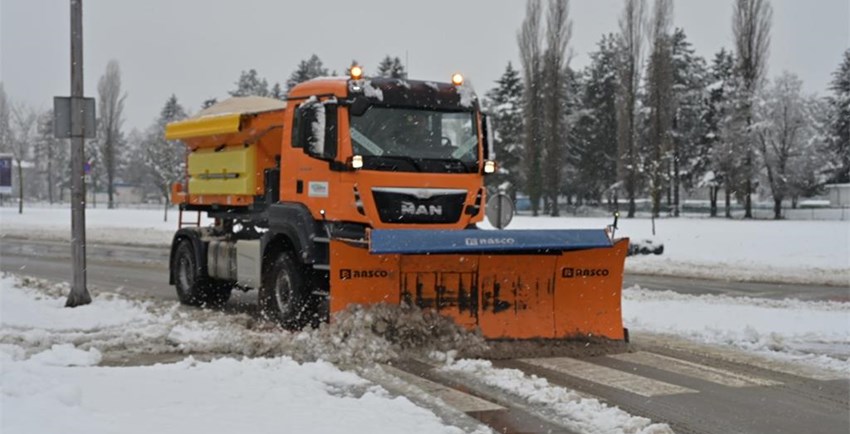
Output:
[
  {"xmin": 173, "ymin": 239, "xmax": 232, "ymax": 307},
  {"xmin": 259, "ymin": 251, "xmax": 312, "ymax": 329}
]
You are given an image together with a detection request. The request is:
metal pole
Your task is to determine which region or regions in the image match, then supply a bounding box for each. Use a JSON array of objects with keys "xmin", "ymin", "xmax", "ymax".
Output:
[{"xmin": 66, "ymin": 0, "xmax": 91, "ymax": 307}]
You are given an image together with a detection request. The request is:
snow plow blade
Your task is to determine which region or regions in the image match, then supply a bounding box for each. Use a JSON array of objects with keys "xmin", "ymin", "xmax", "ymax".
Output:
[{"xmin": 329, "ymin": 230, "xmax": 629, "ymax": 341}]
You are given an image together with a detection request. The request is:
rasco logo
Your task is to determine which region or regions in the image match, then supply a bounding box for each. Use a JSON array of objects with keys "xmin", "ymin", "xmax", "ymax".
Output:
[
  {"xmin": 401, "ymin": 201, "xmax": 443, "ymax": 216},
  {"xmin": 465, "ymin": 237, "xmax": 516, "ymax": 246},
  {"xmin": 562, "ymin": 267, "xmax": 610, "ymax": 278},
  {"xmin": 339, "ymin": 269, "xmax": 391, "ymax": 280}
]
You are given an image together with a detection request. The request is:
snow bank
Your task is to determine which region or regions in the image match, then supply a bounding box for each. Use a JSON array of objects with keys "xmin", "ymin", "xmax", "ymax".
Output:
[
  {"xmin": 623, "ymin": 286, "xmax": 850, "ymax": 374},
  {"xmin": 442, "ymin": 359, "xmax": 672, "ymax": 434},
  {"xmin": 0, "ymin": 275, "xmax": 484, "ymax": 365},
  {"xmin": 489, "ymin": 215, "xmax": 850, "ymax": 286},
  {"xmin": 0, "ymin": 206, "xmax": 209, "ymax": 246},
  {"xmin": 1, "ymin": 347, "xmax": 465, "ymax": 434}
]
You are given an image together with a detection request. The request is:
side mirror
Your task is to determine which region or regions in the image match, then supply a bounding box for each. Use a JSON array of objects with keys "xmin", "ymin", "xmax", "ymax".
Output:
[
  {"xmin": 296, "ymin": 101, "xmax": 337, "ymax": 160},
  {"xmin": 482, "ymin": 113, "xmax": 495, "ymax": 160}
]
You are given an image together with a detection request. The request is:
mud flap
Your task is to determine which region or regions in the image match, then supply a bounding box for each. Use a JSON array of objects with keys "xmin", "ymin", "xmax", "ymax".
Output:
[{"xmin": 328, "ymin": 233, "xmax": 629, "ymax": 340}]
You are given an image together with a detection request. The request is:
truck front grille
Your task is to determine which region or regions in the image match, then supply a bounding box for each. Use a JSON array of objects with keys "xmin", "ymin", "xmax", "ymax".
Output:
[{"xmin": 372, "ymin": 188, "xmax": 467, "ymax": 224}]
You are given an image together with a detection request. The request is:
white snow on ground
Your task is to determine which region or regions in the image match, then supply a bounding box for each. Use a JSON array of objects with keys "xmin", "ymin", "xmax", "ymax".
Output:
[
  {"xmin": 2, "ymin": 348, "xmax": 467, "ymax": 434},
  {"xmin": 442, "ymin": 359, "xmax": 672, "ymax": 434},
  {"xmin": 623, "ymin": 286, "xmax": 850, "ymax": 374},
  {"xmin": 3, "ymin": 206, "xmax": 847, "ymax": 285},
  {"xmin": 0, "ymin": 276, "xmax": 474, "ymax": 434},
  {"xmin": 0, "ymin": 206, "xmax": 213, "ymax": 246},
  {"xmin": 485, "ymin": 215, "xmax": 850, "ymax": 287}
]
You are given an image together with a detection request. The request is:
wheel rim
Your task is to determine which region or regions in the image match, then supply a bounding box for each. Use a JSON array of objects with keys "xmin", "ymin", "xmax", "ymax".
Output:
[
  {"xmin": 274, "ymin": 268, "xmax": 292, "ymax": 316},
  {"xmin": 177, "ymin": 253, "xmax": 194, "ymax": 291}
]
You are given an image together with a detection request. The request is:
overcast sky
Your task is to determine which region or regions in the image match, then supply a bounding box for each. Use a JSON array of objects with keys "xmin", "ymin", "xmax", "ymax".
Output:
[{"xmin": 2, "ymin": 0, "xmax": 848, "ymax": 131}]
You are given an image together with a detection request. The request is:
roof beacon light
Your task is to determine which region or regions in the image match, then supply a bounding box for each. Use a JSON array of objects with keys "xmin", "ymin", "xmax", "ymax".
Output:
[
  {"xmin": 350, "ymin": 65, "xmax": 364, "ymax": 80},
  {"xmin": 451, "ymin": 73, "xmax": 464, "ymax": 86}
]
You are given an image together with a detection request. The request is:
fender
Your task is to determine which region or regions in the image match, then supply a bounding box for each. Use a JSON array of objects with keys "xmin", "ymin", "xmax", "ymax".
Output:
[
  {"xmin": 267, "ymin": 202, "xmax": 324, "ymax": 264},
  {"xmin": 168, "ymin": 227, "xmax": 210, "ymax": 285}
]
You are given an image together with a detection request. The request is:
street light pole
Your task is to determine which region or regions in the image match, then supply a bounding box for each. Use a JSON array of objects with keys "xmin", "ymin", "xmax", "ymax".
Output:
[{"xmin": 66, "ymin": 0, "xmax": 91, "ymax": 307}]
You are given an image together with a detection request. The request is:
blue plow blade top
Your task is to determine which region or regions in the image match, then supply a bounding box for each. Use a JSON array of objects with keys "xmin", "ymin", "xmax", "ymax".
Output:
[{"xmin": 369, "ymin": 229, "xmax": 613, "ymax": 255}]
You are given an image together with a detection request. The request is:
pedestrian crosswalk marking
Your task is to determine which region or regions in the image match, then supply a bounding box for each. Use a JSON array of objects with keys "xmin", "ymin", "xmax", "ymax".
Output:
[
  {"xmin": 520, "ymin": 357, "xmax": 697, "ymax": 397},
  {"xmin": 382, "ymin": 365, "xmax": 506, "ymax": 413},
  {"xmin": 609, "ymin": 352, "xmax": 782, "ymax": 388}
]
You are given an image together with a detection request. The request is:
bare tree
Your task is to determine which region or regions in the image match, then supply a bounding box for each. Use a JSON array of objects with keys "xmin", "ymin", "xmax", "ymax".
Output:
[
  {"xmin": 517, "ymin": 0, "xmax": 545, "ymax": 216},
  {"xmin": 755, "ymin": 72, "xmax": 824, "ymax": 219},
  {"xmin": 645, "ymin": 0, "xmax": 674, "ymax": 217},
  {"xmin": 732, "ymin": 0, "xmax": 772, "ymax": 218},
  {"xmin": 616, "ymin": 0, "xmax": 647, "ymax": 218},
  {"xmin": 541, "ymin": 0, "xmax": 573, "ymax": 216},
  {"xmin": 11, "ymin": 104, "xmax": 36, "ymax": 214},
  {"xmin": 0, "ymin": 84, "xmax": 10, "ymax": 155},
  {"xmin": 97, "ymin": 60, "xmax": 127, "ymax": 209}
]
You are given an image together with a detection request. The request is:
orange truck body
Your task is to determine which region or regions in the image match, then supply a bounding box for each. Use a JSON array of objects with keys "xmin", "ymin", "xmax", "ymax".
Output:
[{"xmin": 165, "ymin": 76, "xmax": 629, "ymax": 340}]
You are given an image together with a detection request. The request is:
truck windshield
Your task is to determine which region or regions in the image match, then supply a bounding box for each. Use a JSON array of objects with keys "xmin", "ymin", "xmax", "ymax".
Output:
[{"xmin": 349, "ymin": 107, "xmax": 478, "ymax": 173}]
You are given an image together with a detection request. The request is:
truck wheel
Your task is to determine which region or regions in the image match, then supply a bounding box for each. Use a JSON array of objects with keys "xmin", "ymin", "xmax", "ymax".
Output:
[
  {"xmin": 173, "ymin": 239, "xmax": 232, "ymax": 307},
  {"xmin": 259, "ymin": 251, "xmax": 311, "ymax": 329}
]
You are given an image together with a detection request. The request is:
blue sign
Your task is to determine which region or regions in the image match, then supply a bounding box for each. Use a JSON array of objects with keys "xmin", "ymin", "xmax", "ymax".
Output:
[
  {"xmin": 369, "ymin": 229, "xmax": 613, "ymax": 255},
  {"xmin": 0, "ymin": 154, "xmax": 12, "ymax": 194}
]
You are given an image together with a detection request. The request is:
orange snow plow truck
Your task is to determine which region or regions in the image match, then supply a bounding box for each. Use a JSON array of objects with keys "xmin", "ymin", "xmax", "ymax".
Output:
[{"xmin": 165, "ymin": 71, "xmax": 630, "ymax": 341}]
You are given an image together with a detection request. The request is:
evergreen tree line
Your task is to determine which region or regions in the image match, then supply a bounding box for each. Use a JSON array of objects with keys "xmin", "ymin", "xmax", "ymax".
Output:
[{"xmin": 486, "ymin": 0, "xmax": 849, "ymax": 219}]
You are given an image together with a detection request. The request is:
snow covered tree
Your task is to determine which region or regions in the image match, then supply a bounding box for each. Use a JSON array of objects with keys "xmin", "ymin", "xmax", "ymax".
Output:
[
  {"xmin": 34, "ymin": 110, "xmax": 69, "ymax": 204},
  {"xmin": 669, "ymin": 28, "xmax": 708, "ymax": 216},
  {"xmin": 143, "ymin": 95, "xmax": 188, "ymax": 221},
  {"xmin": 97, "ymin": 60, "xmax": 127, "ymax": 209},
  {"xmin": 616, "ymin": 0, "xmax": 647, "ymax": 218},
  {"xmin": 10, "ymin": 104, "xmax": 36, "ymax": 214},
  {"xmin": 824, "ymin": 49, "xmax": 850, "ymax": 183},
  {"xmin": 755, "ymin": 72, "xmax": 826, "ymax": 219},
  {"xmin": 704, "ymin": 48, "xmax": 738, "ymax": 217},
  {"xmin": 286, "ymin": 55, "xmax": 329, "ymax": 91},
  {"xmin": 571, "ymin": 34, "xmax": 620, "ymax": 205},
  {"xmin": 644, "ymin": 0, "xmax": 674, "ymax": 217},
  {"xmin": 270, "ymin": 82, "xmax": 285, "ymax": 100},
  {"xmin": 201, "ymin": 98, "xmax": 218, "ymax": 109},
  {"xmin": 485, "ymin": 62, "xmax": 524, "ymax": 197},
  {"xmin": 376, "ymin": 55, "xmax": 407, "ymax": 79},
  {"xmin": 732, "ymin": 0, "xmax": 772, "ymax": 218},
  {"xmin": 0, "ymin": 84, "xmax": 10, "ymax": 156},
  {"xmin": 229, "ymin": 69, "xmax": 269, "ymax": 97},
  {"xmin": 517, "ymin": 0, "xmax": 545, "ymax": 216}
]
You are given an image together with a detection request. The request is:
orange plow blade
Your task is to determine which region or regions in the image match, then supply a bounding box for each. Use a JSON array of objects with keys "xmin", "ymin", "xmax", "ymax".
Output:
[{"xmin": 328, "ymin": 231, "xmax": 629, "ymax": 341}]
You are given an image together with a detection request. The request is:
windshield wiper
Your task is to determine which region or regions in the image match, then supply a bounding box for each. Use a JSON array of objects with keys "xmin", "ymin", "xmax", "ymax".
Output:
[
  {"xmin": 427, "ymin": 158, "xmax": 472, "ymax": 173},
  {"xmin": 373, "ymin": 155, "xmax": 423, "ymax": 172}
]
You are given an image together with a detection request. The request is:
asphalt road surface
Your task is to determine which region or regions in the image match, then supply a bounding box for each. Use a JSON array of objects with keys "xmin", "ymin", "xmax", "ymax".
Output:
[{"xmin": 2, "ymin": 236, "xmax": 848, "ymax": 434}]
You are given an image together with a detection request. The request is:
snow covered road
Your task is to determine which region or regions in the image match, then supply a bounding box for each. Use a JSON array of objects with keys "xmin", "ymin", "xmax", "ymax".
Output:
[{"xmin": 2, "ymin": 275, "xmax": 848, "ymax": 434}]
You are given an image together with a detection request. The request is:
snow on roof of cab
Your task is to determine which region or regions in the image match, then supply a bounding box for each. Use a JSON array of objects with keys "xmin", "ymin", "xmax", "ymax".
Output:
[{"xmin": 196, "ymin": 96, "xmax": 286, "ymax": 118}]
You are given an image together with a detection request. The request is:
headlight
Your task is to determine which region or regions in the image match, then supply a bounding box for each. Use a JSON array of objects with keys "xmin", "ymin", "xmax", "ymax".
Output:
[{"xmin": 483, "ymin": 160, "xmax": 496, "ymax": 174}]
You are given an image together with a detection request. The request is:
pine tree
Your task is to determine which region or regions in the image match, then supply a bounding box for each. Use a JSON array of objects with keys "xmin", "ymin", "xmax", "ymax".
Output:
[
  {"xmin": 704, "ymin": 48, "xmax": 738, "ymax": 217},
  {"xmin": 270, "ymin": 82, "xmax": 285, "ymax": 100},
  {"xmin": 229, "ymin": 69, "xmax": 269, "ymax": 97},
  {"xmin": 485, "ymin": 62, "xmax": 524, "ymax": 197},
  {"xmin": 668, "ymin": 28, "xmax": 708, "ymax": 216},
  {"xmin": 143, "ymin": 95, "xmax": 188, "ymax": 221},
  {"xmin": 825, "ymin": 49, "xmax": 850, "ymax": 183},
  {"xmin": 286, "ymin": 54, "xmax": 329, "ymax": 91},
  {"xmin": 376, "ymin": 55, "xmax": 407, "ymax": 79}
]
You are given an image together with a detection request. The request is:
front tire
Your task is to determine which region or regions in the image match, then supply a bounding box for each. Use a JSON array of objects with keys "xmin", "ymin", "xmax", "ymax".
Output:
[
  {"xmin": 259, "ymin": 251, "xmax": 312, "ymax": 329},
  {"xmin": 173, "ymin": 239, "xmax": 232, "ymax": 307}
]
